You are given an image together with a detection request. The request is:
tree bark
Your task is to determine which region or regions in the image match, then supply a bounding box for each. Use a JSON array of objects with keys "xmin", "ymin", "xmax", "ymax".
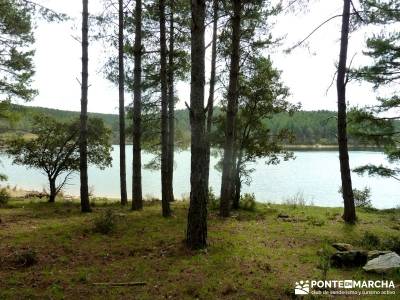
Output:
[
  {"xmin": 186, "ymin": 0, "xmax": 207, "ymax": 250},
  {"xmin": 80, "ymin": 0, "xmax": 91, "ymax": 213},
  {"xmin": 167, "ymin": 0, "xmax": 175, "ymax": 203},
  {"xmin": 160, "ymin": 0, "xmax": 171, "ymax": 217},
  {"xmin": 219, "ymin": 0, "xmax": 241, "ymax": 218},
  {"xmin": 132, "ymin": 0, "xmax": 143, "ymax": 211},
  {"xmin": 232, "ymin": 150, "xmax": 242, "ymax": 210},
  {"xmin": 205, "ymin": 0, "xmax": 218, "ymax": 189},
  {"xmin": 49, "ymin": 177, "xmax": 56, "ymax": 203},
  {"xmin": 337, "ymin": 0, "xmax": 356, "ymax": 224},
  {"xmin": 118, "ymin": 0, "xmax": 128, "ymax": 206}
]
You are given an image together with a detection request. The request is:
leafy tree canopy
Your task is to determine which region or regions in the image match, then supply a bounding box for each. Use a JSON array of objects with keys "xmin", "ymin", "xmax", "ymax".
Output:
[
  {"xmin": 4, "ymin": 114, "xmax": 112, "ymax": 201},
  {"xmin": 349, "ymin": 0, "xmax": 400, "ymax": 180}
]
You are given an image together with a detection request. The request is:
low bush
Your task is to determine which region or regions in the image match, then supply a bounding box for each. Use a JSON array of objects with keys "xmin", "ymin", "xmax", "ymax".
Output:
[
  {"xmin": 207, "ymin": 187, "xmax": 220, "ymax": 211},
  {"xmin": 339, "ymin": 186, "xmax": 372, "ymax": 208},
  {"xmin": 382, "ymin": 236, "xmax": 400, "ymax": 255},
  {"xmin": 240, "ymin": 193, "xmax": 256, "ymax": 212},
  {"xmin": 307, "ymin": 216, "xmax": 325, "ymax": 226},
  {"xmin": 317, "ymin": 243, "xmax": 333, "ymax": 281},
  {"xmin": 360, "ymin": 231, "xmax": 380, "ymax": 249},
  {"xmin": 12, "ymin": 248, "xmax": 38, "ymax": 267},
  {"xmin": 0, "ymin": 188, "xmax": 10, "ymax": 206},
  {"xmin": 93, "ymin": 209, "xmax": 116, "ymax": 234},
  {"xmin": 284, "ymin": 192, "xmax": 306, "ymax": 208}
]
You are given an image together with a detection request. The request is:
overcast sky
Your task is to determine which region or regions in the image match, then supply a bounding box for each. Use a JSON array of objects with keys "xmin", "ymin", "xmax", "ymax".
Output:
[{"xmin": 26, "ymin": 0, "xmax": 380, "ymax": 114}]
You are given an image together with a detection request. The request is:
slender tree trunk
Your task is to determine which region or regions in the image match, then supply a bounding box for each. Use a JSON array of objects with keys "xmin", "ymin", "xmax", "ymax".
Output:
[
  {"xmin": 160, "ymin": 0, "xmax": 171, "ymax": 217},
  {"xmin": 49, "ymin": 178, "xmax": 56, "ymax": 203},
  {"xmin": 186, "ymin": 0, "xmax": 207, "ymax": 250},
  {"xmin": 205, "ymin": 0, "xmax": 219, "ymax": 189},
  {"xmin": 80, "ymin": 0, "xmax": 91, "ymax": 213},
  {"xmin": 118, "ymin": 0, "xmax": 128, "ymax": 206},
  {"xmin": 232, "ymin": 151, "xmax": 242, "ymax": 210},
  {"xmin": 167, "ymin": 0, "xmax": 175, "ymax": 203},
  {"xmin": 337, "ymin": 0, "xmax": 356, "ymax": 224},
  {"xmin": 132, "ymin": 0, "xmax": 143, "ymax": 210},
  {"xmin": 219, "ymin": 0, "xmax": 241, "ymax": 218}
]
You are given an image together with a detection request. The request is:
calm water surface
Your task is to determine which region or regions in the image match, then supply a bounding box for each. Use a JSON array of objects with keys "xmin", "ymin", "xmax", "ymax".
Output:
[{"xmin": 1, "ymin": 146, "xmax": 398, "ymax": 208}]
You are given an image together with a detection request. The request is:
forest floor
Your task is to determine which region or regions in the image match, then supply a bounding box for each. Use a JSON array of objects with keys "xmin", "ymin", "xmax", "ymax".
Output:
[{"xmin": 0, "ymin": 198, "xmax": 399, "ymax": 299}]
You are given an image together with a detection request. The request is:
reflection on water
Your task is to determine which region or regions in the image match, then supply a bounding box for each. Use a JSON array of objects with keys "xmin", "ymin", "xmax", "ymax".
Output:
[{"xmin": 1, "ymin": 146, "xmax": 398, "ymax": 208}]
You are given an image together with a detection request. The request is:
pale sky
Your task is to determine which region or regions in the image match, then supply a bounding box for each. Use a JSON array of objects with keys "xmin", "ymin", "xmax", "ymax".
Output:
[{"xmin": 26, "ymin": 0, "xmax": 381, "ymax": 114}]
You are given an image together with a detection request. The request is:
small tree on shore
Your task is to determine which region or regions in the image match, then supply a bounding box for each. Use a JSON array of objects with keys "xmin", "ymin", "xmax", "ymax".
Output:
[
  {"xmin": 214, "ymin": 57, "xmax": 298, "ymax": 209},
  {"xmin": 5, "ymin": 115, "xmax": 112, "ymax": 202}
]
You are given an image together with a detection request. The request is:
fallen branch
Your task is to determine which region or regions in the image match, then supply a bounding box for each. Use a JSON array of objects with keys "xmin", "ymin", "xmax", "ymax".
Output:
[{"xmin": 92, "ymin": 282, "xmax": 146, "ymax": 287}]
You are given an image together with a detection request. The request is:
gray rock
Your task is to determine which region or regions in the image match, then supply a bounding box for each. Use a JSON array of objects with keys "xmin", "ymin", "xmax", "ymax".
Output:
[
  {"xmin": 331, "ymin": 250, "xmax": 368, "ymax": 268},
  {"xmin": 277, "ymin": 213, "xmax": 289, "ymax": 219},
  {"xmin": 367, "ymin": 250, "xmax": 392, "ymax": 260},
  {"xmin": 332, "ymin": 243, "xmax": 353, "ymax": 251},
  {"xmin": 363, "ymin": 252, "xmax": 400, "ymax": 273}
]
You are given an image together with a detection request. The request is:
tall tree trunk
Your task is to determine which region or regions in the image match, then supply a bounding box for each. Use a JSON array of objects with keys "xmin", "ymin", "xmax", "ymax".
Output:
[
  {"xmin": 337, "ymin": 0, "xmax": 356, "ymax": 224},
  {"xmin": 186, "ymin": 0, "xmax": 207, "ymax": 250},
  {"xmin": 219, "ymin": 0, "xmax": 241, "ymax": 218},
  {"xmin": 118, "ymin": 0, "xmax": 128, "ymax": 206},
  {"xmin": 167, "ymin": 0, "xmax": 175, "ymax": 203},
  {"xmin": 160, "ymin": 0, "xmax": 171, "ymax": 217},
  {"xmin": 232, "ymin": 150, "xmax": 242, "ymax": 210},
  {"xmin": 49, "ymin": 177, "xmax": 56, "ymax": 203},
  {"xmin": 132, "ymin": 0, "xmax": 143, "ymax": 210},
  {"xmin": 80, "ymin": 0, "xmax": 91, "ymax": 213},
  {"xmin": 205, "ymin": 0, "xmax": 219, "ymax": 189}
]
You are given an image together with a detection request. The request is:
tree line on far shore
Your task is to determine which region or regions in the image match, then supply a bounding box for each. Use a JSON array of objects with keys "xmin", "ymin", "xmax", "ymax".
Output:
[{"xmin": 3, "ymin": 105, "xmax": 396, "ymax": 147}]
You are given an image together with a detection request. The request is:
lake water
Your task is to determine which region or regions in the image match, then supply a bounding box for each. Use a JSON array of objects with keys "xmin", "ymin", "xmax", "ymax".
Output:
[{"xmin": 1, "ymin": 146, "xmax": 398, "ymax": 209}]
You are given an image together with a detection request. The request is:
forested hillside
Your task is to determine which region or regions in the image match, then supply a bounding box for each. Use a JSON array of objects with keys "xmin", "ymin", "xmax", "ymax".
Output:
[{"xmin": 0, "ymin": 105, "xmax": 370, "ymax": 146}]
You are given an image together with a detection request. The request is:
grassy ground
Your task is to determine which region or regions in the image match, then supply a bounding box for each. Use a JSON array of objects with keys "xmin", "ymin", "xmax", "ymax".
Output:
[{"xmin": 0, "ymin": 198, "xmax": 399, "ymax": 299}]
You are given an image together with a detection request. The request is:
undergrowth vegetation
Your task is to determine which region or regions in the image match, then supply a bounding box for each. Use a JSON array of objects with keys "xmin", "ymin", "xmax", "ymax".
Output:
[{"xmin": 0, "ymin": 197, "xmax": 399, "ymax": 299}]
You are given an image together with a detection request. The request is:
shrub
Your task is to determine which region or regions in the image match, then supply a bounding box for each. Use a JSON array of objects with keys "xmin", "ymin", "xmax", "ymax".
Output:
[
  {"xmin": 207, "ymin": 187, "xmax": 220, "ymax": 211},
  {"xmin": 240, "ymin": 193, "xmax": 256, "ymax": 212},
  {"xmin": 353, "ymin": 187, "xmax": 372, "ymax": 208},
  {"xmin": 339, "ymin": 186, "xmax": 372, "ymax": 208},
  {"xmin": 93, "ymin": 209, "xmax": 116, "ymax": 234},
  {"xmin": 360, "ymin": 231, "xmax": 380, "ymax": 249},
  {"xmin": 284, "ymin": 192, "xmax": 306, "ymax": 208},
  {"xmin": 382, "ymin": 236, "xmax": 400, "ymax": 255},
  {"xmin": 0, "ymin": 188, "xmax": 10, "ymax": 206},
  {"xmin": 13, "ymin": 249, "xmax": 38, "ymax": 267},
  {"xmin": 307, "ymin": 216, "xmax": 325, "ymax": 227},
  {"xmin": 317, "ymin": 243, "xmax": 332, "ymax": 281}
]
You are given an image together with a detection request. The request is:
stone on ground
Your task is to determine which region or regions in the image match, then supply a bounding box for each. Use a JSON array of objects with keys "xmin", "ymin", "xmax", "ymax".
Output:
[{"xmin": 363, "ymin": 252, "xmax": 400, "ymax": 273}]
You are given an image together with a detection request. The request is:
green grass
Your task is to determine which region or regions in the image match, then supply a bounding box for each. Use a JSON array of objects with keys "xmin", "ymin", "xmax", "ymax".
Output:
[{"xmin": 0, "ymin": 198, "xmax": 399, "ymax": 299}]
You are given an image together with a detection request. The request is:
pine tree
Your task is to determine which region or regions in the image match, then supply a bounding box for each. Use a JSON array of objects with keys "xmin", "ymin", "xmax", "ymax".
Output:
[
  {"xmin": 132, "ymin": 0, "xmax": 143, "ymax": 210},
  {"xmin": 350, "ymin": 0, "xmax": 400, "ymax": 181},
  {"xmin": 159, "ymin": 0, "xmax": 171, "ymax": 216},
  {"xmin": 118, "ymin": 0, "xmax": 128, "ymax": 206},
  {"xmin": 337, "ymin": 0, "xmax": 355, "ymax": 223},
  {"xmin": 218, "ymin": 0, "xmax": 279, "ymax": 217},
  {"xmin": 166, "ymin": 0, "xmax": 175, "ymax": 203},
  {"xmin": 205, "ymin": 0, "xmax": 219, "ymax": 190},
  {"xmin": 80, "ymin": 0, "xmax": 91, "ymax": 213},
  {"xmin": 219, "ymin": 0, "xmax": 242, "ymax": 218},
  {"xmin": 186, "ymin": 0, "xmax": 207, "ymax": 250}
]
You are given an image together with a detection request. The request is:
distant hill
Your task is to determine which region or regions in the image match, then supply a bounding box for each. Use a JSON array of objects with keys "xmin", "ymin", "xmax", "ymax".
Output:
[{"xmin": 0, "ymin": 105, "xmax": 361, "ymax": 146}]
